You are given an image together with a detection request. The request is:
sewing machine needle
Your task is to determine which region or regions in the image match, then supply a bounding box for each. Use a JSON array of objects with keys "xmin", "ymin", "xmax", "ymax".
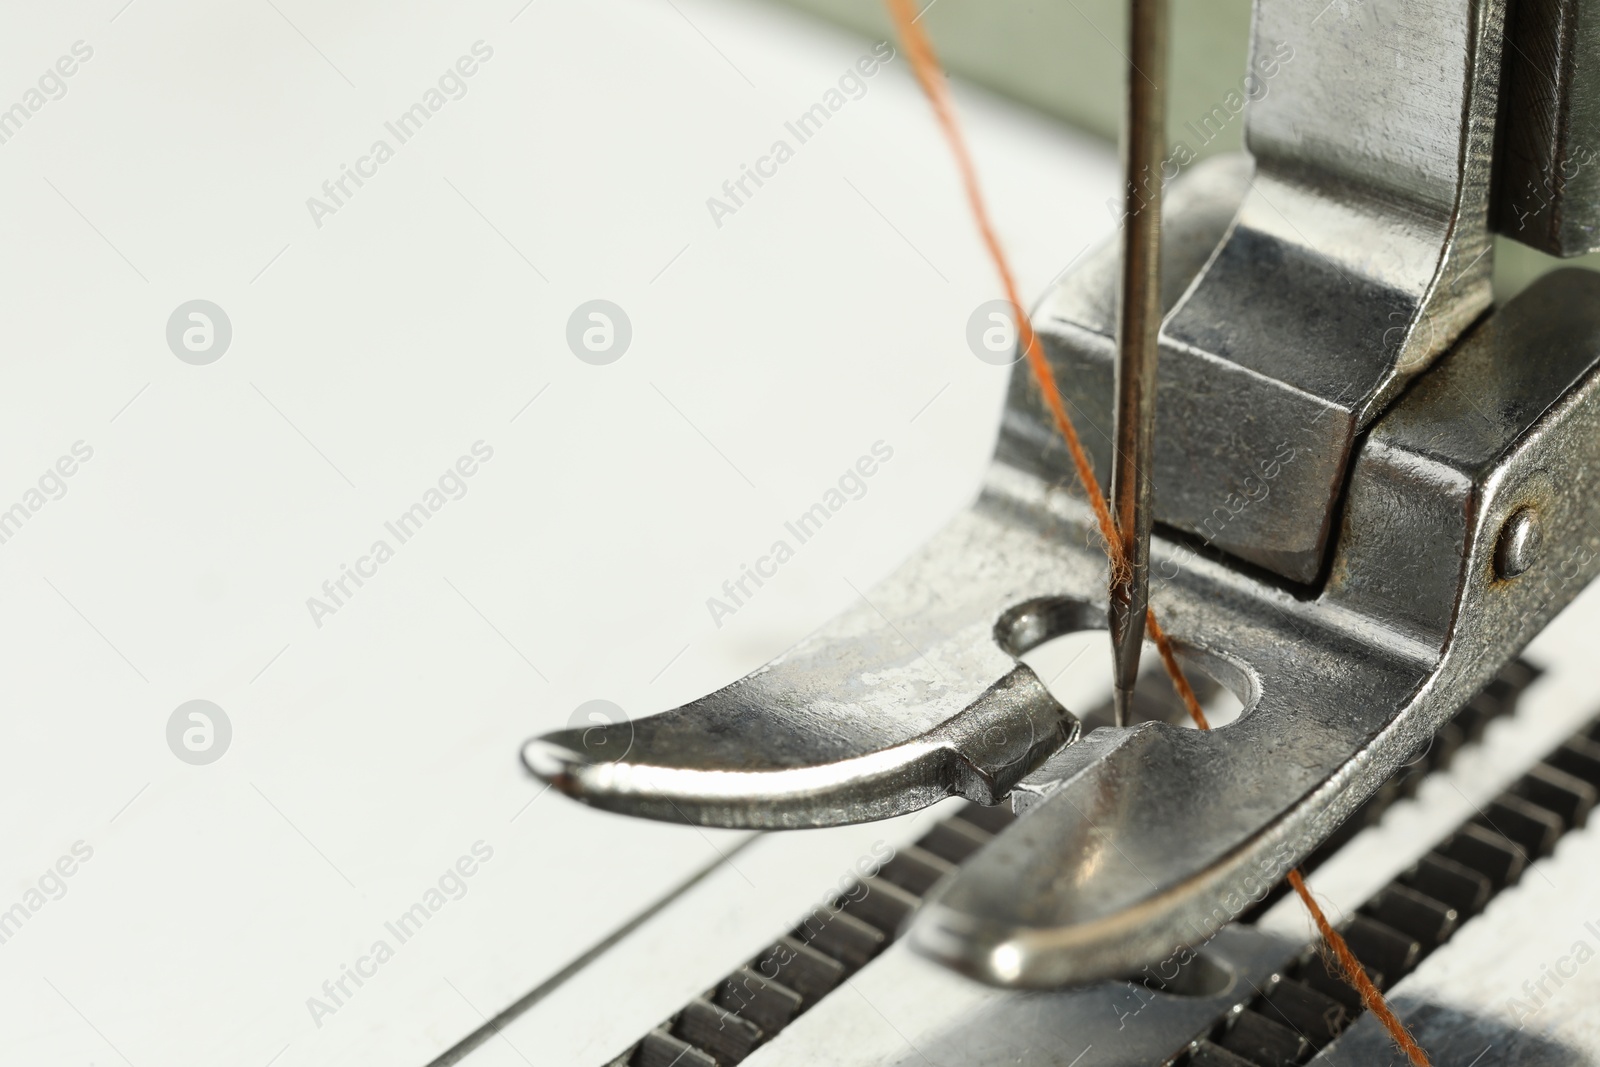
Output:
[{"xmin": 1110, "ymin": 0, "xmax": 1168, "ymax": 728}]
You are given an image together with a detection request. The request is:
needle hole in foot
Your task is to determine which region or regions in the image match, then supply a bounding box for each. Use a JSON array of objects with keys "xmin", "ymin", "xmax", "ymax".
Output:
[{"xmin": 1010, "ymin": 624, "xmax": 1245, "ymax": 731}]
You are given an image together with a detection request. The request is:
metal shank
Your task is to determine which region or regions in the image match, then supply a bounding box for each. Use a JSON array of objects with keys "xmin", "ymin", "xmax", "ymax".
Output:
[{"xmin": 1040, "ymin": 0, "xmax": 1509, "ymax": 584}]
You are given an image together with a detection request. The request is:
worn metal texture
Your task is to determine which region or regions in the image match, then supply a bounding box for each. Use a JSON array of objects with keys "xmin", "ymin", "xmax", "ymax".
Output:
[
  {"xmin": 906, "ymin": 268, "xmax": 1600, "ymax": 988},
  {"xmin": 521, "ymin": 511, "xmax": 1089, "ymax": 829},
  {"xmin": 1497, "ymin": 0, "xmax": 1600, "ymax": 256},
  {"xmin": 1035, "ymin": 0, "xmax": 1508, "ymax": 584}
]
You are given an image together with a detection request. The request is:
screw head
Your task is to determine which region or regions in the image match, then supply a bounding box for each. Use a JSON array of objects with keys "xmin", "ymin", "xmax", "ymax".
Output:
[{"xmin": 1494, "ymin": 507, "xmax": 1542, "ymax": 579}]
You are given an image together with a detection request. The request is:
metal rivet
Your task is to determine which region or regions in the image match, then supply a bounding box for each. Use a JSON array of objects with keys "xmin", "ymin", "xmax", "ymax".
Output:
[{"xmin": 1495, "ymin": 508, "xmax": 1542, "ymax": 579}]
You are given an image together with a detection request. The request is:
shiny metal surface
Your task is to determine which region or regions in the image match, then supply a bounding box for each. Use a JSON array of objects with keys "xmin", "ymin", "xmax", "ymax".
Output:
[
  {"xmin": 1497, "ymin": 0, "xmax": 1600, "ymax": 256},
  {"xmin": 1040, "ymin": 0, "xmax": 1509, "ymax": 584},
  {"xmin": 911, "ymin": 268, "xmax": 1600, "ymax": 987},
  {"xmin": 521, "ymin": 0, "xmax": 1600, "ymax": 995},
  {"xmin": 726, "ymin": 652, "xmax": 1590, "ymax": 1067},
  {"xmin": 1108, "ymin": 0, "xmax": 1169, "ymax": 727},
  {"xmin": 525, "ymin": 171, "xmax": 1600, "ymax": 984},
  {"xmin": 520, "ymin": 532, "xmax": 1090, "ymax": 828}
]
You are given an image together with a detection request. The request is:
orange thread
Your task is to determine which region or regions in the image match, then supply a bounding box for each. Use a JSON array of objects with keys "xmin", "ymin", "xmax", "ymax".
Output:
[
  {"xmin": 1287, "ymin": 870, "xmax": 1430, "ymax": 1066},
  {"xmin": 1145, "ymin": 610, "xmax": 1208, "ymax": 730},
  {"xmin": 884, "ymin": 4, "xmax": 1428, "ymax": 1062},
  {"xmin": 885, "ymin": 0, "xmax": 1128, "ymax": 585}
]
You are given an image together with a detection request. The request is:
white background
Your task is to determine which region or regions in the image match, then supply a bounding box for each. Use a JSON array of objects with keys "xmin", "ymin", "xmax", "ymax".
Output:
[{"xmin": 0, "ymin": 0, "xmax": 1119, "ymax": 1064}]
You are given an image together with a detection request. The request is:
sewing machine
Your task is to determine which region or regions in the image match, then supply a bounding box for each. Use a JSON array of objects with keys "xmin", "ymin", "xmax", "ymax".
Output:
[
  {"xmin": 509, "ymin": 0, "xmax": 1600, "ymax": 1064},
  {"xmin": 7, "ymin": 1, "xmax": 1600, "ymax": 1065}
]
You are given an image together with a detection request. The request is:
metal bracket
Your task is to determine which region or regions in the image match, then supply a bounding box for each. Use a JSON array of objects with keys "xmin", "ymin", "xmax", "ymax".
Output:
[{"xmin": 1035, "ymin": 0, "xmax": 1508, "ymax": 584}]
